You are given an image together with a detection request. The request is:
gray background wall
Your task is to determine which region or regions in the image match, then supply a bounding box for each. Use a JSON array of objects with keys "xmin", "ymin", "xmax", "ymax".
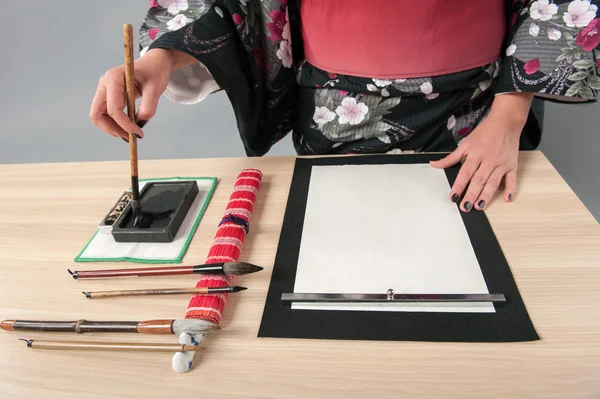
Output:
[{"xmin": 0, "ymin": 1, "xmax": 598, "ymax": 221}]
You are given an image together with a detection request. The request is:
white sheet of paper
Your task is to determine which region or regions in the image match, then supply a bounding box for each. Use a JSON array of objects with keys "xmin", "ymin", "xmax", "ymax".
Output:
[{"xmin": 291, "ymin": 164, "xmax": 494, "ymax": 313}]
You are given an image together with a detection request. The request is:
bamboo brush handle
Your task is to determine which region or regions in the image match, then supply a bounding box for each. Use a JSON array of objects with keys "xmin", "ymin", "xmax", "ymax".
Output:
[
  {"xmin": 22, "ymin": 340, "xmax": 206, "ymax": 352},
  {"xmin": 2, "ymin": 319, "xmax": 173, "ymax": 334},
  {"xmin": 86, "ymin": 287, "xmax": 211, "ymax": 299},
  {"xmin": 123, "ymin": 24, "xmax": 138, "ymax": 178}
]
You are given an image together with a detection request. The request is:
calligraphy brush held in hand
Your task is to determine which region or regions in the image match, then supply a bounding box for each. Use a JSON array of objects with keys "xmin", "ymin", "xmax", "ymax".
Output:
[
  {"xmin": 123, "ymin": 24, "xmax": 145, "ymax": 228},
  {"xmin": 68, "ymin": 261, "xmax": 263, "ymax": 279},
  {"xmin": 82, "ymin": 285, "xmax": 247, "ymax": 299}
]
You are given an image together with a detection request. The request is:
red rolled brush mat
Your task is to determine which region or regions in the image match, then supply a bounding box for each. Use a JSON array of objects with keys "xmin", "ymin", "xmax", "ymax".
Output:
[
  {"xmin": 258, "ymin": 154, "xmax": 539, "ymax": 342},
  {"xmin": 185, "ymin": 169, "xmax": 262, "ymax": 324}
]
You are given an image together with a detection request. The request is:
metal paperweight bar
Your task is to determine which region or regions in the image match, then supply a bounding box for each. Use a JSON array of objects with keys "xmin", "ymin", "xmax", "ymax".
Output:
[{"xmin": 281, "ymin": 289, "xmax": 506, "ymax": 303}]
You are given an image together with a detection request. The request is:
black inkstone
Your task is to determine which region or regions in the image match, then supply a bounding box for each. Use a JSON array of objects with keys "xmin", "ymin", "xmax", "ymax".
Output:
[{"xmin": 111, "ymin": 181, "xmax": 199, "ymax": 243}]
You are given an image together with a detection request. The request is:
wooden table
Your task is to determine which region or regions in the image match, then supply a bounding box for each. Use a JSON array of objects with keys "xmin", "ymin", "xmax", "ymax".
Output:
[{"xmin": 1, "ymin": 151, "xmax": 599, "ymax": 399}]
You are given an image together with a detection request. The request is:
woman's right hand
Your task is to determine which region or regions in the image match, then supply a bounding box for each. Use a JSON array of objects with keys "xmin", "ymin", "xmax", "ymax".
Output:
[{"xmin": 89, "ymin": 48, "xmax": 174, "ymax": 141}]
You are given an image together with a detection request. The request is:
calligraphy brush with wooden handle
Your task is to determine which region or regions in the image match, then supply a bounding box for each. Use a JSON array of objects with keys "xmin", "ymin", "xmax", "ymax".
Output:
[
  {"xmin": 82, "ymin": 285, "xmax": 247, "ymax": 299},
  {"xmin": 1, "ymin": 318, "xmax": 218, "ymax": 335},
  {"xmin": 20, "ymin": 339, "xmax": 207, "ymax": 353},
  {"xmin": 123, "ymin": 23, "xmax": 144, "ymax": 228},
  {"xmin": 68, "ymin": 261, "xmax": 263, "ymax": 279}
]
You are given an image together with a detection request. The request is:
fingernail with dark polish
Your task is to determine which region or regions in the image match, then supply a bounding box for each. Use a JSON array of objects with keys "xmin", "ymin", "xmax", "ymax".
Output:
[
  {"xmin": 508, "ymin": 194, "xmax": 513, "ymax": 201},
  {"xmin": 478, "ymin": 200, "xmax": 485, "ymax": 208},
  {"xmin": 451, "ymin": 193, "xmax": 459, "ymax": 203},
  {"xmin": 464, "ymin": 201, "xmax": 472, "ymax": 211},
  {"xmin": 137, "ymin": 120, "xmax": 147, "ymax": 128}
]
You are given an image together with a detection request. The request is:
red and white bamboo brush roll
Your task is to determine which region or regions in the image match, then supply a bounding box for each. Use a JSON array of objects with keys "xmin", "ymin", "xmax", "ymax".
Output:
[{"xmin": 185, "ymin": 169, "xmax": 262, "ymax": 324}]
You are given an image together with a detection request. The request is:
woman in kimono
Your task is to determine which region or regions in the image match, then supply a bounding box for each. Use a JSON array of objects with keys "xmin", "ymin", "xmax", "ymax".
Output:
[{"xmin": 90, "ymin": 0, "xmax": 600, "ymax": 212}]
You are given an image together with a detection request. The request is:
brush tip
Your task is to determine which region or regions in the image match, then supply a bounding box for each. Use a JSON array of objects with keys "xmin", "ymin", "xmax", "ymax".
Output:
[
  {"xmin": 224, "ymin": 262, "xmax": 264, "ymax": 275},
  {"xmin": 19, "ymin": 338, "xmax": 33, "ymax": 347},
  {"xmin": 232, "ymin": 286, "xmax": 247, "ymax": 292},
  {"xmin": 82, "ymin": 292, "xmax": 91, "ymax": 298},
  {"xmin": 68, "ymin": 269, "xmax": 78, "ymax": 279}
]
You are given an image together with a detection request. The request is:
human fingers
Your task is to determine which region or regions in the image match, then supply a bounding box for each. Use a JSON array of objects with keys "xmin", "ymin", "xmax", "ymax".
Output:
[
  {"xmin": 96, "ymin": 117, "xmax": 131, "ymax": 141},
  {"xmin": 504, "ymin": 169, "xmax": 517, "ymax": 202},
  {"xmin": 135, "ymin": 83, "xmax": 162, "ymax": 127},
  {"xmin": 430, "ymin": 146, "xmax": 466, "ymax": 169},
  {"xmin": 474, "ymin": 167, "xmax": 507, "ymax": 210},
  {"xmin": 460, "ymin": 162, "xmax": 496, "ymax": 212},
  {"xmin": 89, "ymin": 78, "xmax": 121, "ymax": 138},
  {"xmin": 105, "ymin": 73, "xmax": 144, "ymax": 139},
  {"xmin": 448, "ymin": 156, "xmax": 481, "ymax": 204}
]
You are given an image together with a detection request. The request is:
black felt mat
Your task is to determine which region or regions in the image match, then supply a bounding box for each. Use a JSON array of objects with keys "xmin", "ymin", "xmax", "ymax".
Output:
[{"xmin": 258, "ymin": 154, "xmax": 539, "ymax": 342}]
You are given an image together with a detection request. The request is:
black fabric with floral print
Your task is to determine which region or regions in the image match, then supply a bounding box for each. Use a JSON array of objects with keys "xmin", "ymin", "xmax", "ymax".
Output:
[
  {"xmin": 292, "ymin": 60, "xmax": 500, "ymax": 155},
  {"xmin": 142, "ymin": 0, "xmax": 600, "ymax": 156}
]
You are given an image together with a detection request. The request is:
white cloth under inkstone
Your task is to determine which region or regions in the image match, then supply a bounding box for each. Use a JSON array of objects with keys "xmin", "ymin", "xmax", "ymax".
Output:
[{"xmin": 75, "ymin": 177, "xmax": 216, "ymax": 263}]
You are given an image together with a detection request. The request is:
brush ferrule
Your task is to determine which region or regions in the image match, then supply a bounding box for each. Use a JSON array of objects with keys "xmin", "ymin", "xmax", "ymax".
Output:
[
  {"xmin": 131, "ymin": 176, "xmax": 140, "ymax": 200},
  {"xmin": 192, "ymin": 264, "xmax": 225, "ymax": 274},
  {"xmin": 131, "ymin": 199, "xmax": 142, "ymax": 214}
]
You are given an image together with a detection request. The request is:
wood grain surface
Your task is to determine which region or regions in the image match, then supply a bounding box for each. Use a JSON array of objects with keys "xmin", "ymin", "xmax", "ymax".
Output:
[{"xmin": 0, "ymin": 152, "xmax": 599, "ymax": 399}]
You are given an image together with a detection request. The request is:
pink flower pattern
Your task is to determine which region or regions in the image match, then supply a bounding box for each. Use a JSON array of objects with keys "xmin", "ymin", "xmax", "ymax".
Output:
[
  {"xmin": 266, "ymin": 9, "xmax": 286, "ymax": 42},
  {"xmin": 283, "ymin": 18, "xmax": 291, "ymax": 41},
  {"xmin": 576, "ymin": 18, "xmax": 600, "ymax": 50},
  {"xmin": 547, "ymin": 27, "xmax": 562, "ymax": 40},
  {"xmin": 530, "ymin": 0, "xmax": 558, "ymax": 21},
  {"xmin": 457, "ymin": 127, "xmax": 472, "ymax": 137},
  {"xmin": 335, "ymin": 98, "xmax": 369, "ymax": 125},
  {"xmin": 233, "ymin": 13, "xmax": 243, "ymax": 26},
  {"xmin": 148, "ymin": 28, "xmax": 159, "ymax": 40},
  {"xmin": 524, "ymin": 58, "xmax": 540, "ymax": 74},
  {"xmin": 166, "ymin": 14, "xmax": 189, "ymax": 31},
  {"xmin": 563, "ymin": 0, "xmax": 598, "ymax": 27},
  {"xmin": 157, "ymin": 0, "xmax": 189, "ymax": 15},
  {"xmin": 447, "ymin": 115, "xmax": 456, "ymax": 130},
  {"xmin": 313, "ymin": 107, "xmax": 336, "ymax": 126},
  {"xmin": 276, "ymin": 40, "xmax": 293, "ymax": 68}
]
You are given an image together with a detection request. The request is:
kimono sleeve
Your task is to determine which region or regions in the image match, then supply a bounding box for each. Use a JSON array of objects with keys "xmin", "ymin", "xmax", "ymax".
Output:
[
  {"xmin": 495, "ymin": 0, "xmax": 600, "ymax": 102},
  {"xmin": 138, "ymin": 2, "xmax": 220, "ymax": 105},
  {"xmin": 134, "ymin": 1, "xmax": 297, "ymax": 156}
]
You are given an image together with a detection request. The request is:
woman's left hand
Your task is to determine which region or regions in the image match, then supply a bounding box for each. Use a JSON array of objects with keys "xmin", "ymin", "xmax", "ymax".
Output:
[{"xmin": 430, "ymin": 93, "xmax": 534, "ymax": 212}]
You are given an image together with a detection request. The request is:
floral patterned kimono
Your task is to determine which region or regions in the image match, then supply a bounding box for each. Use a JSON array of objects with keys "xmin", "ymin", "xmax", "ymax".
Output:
[{"xmin": 140, "ymin": 0, "xmax": 600, "ymax": 156}]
